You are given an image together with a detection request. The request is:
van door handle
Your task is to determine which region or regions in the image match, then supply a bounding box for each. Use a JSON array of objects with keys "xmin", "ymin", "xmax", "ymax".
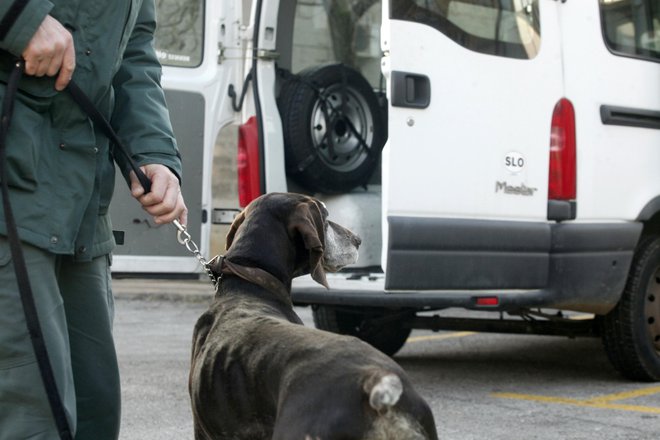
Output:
[
  {"xmin": 391, "ymin": 71, "xmax": 431, "ymax": 109},
  {"xmin": 601, "ymin": 105, "xmax": 660, "ymax": 130}
]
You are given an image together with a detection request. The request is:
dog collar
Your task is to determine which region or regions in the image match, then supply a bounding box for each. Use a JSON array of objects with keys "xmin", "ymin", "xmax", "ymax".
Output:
[{"xmin": 218, "ymin": 257, "xmax": 292, "ymax": 306}]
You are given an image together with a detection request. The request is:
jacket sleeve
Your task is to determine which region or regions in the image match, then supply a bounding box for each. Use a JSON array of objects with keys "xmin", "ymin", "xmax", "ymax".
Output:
[
  {"xmin": 0, "ymin": 0, "xmax": 53, "ymax": 55},
  {"xmin": 110, "ymin": 0, "xmax": 182, "ymax": 184}
]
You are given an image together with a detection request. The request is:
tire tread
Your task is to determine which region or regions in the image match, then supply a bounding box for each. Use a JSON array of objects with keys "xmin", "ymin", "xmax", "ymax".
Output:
[{"xmin": 602, "ymin": 234, "xmax": 660, "ymax": 381}]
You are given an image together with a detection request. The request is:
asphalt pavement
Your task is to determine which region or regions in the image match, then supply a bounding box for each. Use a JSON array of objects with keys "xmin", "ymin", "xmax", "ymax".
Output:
[{"xmin": 112, "ymin": 277, "xmax": 660, "ymax": 440}]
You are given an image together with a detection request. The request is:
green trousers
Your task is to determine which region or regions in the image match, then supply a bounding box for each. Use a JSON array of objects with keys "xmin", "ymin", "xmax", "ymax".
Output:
[{"xmin": 0, "ymin": 236, "xmax": 120, "ymax": 439}]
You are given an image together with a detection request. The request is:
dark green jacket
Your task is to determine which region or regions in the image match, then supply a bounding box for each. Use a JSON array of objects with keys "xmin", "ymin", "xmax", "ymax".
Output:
[{"xmin": 0, "ymin": 0, "xmax": 182, "ymax": 261}]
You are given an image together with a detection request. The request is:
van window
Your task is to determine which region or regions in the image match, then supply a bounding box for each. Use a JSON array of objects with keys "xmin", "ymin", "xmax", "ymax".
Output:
[
  {"xmin": 600, "ymin": 0, "xmax": 660, "ymax": 62},
  {"xmin": 291, "ymin": 0, "xmax": 383, "ymax": 87},
  {"xmin": 390, "ymin": 0, "xmax": 540, "ymax": 60},
  {"xmin": 154, "ymin": 0, "xmax": 204, "ymax": 67}
]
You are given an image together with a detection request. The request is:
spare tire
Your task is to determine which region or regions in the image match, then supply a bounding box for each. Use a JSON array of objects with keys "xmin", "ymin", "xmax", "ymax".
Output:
[{"xmin": 277, "ymin": 64, "xmax": 386, "ymax": 194}]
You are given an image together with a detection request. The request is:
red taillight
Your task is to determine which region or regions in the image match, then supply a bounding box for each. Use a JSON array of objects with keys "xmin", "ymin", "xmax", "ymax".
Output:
[
  {"xmin": 548, "ymin": 98, "xmax": 576, "ymax": 200},
  {"xmin": 237, "ymin": 116, "xmax": 261, "ymax": 207}
]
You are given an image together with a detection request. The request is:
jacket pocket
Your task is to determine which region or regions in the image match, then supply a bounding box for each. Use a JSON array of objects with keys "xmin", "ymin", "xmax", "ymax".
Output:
[{"xmin": 2, "ymin": 91, "xmax": 52, "ymax": 192}]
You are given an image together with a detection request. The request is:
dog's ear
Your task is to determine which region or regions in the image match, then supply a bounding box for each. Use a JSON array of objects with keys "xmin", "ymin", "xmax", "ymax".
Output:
[
  {"xmin": 225, "ymin": 209, "xmax": 246, "ymax": 250},
  {"xmin": 288, "ymin": 200, "xmax": 329, "ymax": 288}
]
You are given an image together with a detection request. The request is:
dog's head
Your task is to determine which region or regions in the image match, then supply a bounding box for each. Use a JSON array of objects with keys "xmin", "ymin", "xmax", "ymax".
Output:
[{"xmin": 224, "ymin": 193, "xmax": 361, "ymax": 288}]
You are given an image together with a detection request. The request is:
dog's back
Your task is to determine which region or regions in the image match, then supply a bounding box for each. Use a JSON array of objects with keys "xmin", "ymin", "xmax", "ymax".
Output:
[{"xmin": 191, "ymin": 290, "xmax": 437, "ymax": 440}]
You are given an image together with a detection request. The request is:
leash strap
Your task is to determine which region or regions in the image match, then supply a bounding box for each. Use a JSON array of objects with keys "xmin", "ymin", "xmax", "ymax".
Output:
[
  {"xmin": 66, "ymin": 80, "xmax": 152, "ymax": 193},
  {"xmin": 1, "ymin": 61, "xmax": 74, "ymax": 440}
]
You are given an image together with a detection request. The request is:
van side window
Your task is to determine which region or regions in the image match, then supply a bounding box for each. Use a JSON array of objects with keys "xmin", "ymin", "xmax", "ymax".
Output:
[
  {"xmin": 291, "ymin": 0, "xmax": 382, "ymax": 87},
  {"xmin": 390, "ymin": 0, "xmax": 540, "ymax": 60},
  {"xmin": 154, "ymin": 0, "xmax": 204, "ymax": 67},
  {"xmin": 600, "ymin": 0, "xmax": 660, "ymax": 62}
]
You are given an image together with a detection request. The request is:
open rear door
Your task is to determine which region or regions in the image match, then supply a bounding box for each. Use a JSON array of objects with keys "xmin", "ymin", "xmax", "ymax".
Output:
[
  {"xmin": 239, "ymin": 0, "xmax": 288, "ymax": 197},
  {"xmin": 111, "ymin": 0, "xmax": 244, "ymax": 273},
  {"xmin": 381, "ymin": 0, "xmax": 563, "ymax": 289}
]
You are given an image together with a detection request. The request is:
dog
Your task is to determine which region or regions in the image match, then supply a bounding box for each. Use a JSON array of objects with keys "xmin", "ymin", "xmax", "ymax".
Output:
[{"xmin": 189, "ymin": 193, "xmax": 438, "ymax": 440}]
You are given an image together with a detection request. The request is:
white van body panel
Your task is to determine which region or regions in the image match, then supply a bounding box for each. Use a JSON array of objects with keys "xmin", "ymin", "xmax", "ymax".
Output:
[{"xmin": 559, "ymin": 0, "xmax": 660, "ymax": 222}]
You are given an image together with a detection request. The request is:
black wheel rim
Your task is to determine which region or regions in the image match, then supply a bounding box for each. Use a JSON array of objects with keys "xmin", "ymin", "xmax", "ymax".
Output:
[{"xmin": 646, "ymin": 267, "xmax": 660, "ymax": 354}]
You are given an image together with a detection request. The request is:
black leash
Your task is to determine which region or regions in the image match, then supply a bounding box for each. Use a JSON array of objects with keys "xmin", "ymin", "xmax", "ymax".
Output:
[
  {"xmin": 0, "ymin": 60, "xmax": 152, "ymax": 439},
  {"xmin": 1, "ymin": 61, "xmax": 73, "ymax": 439},
  {"xmin": 66, "ymin": 81, "xmax": 152, "ymax": 193}
]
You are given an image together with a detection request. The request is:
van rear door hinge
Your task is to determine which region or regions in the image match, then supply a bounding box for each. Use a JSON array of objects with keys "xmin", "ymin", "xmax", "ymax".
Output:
[
  {"xmin": 218, "ymin": 42, "xmax": 225, "ymax": 64},
  {"xmin": 255, "ymin": 49, "xmax": 279, "ymax": 61}
]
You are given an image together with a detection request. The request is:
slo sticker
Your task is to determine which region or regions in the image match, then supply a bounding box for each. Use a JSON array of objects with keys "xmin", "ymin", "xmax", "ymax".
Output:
[{"xmin": 504, "ymin": 152, "xmax": 525, "ymax": 173}]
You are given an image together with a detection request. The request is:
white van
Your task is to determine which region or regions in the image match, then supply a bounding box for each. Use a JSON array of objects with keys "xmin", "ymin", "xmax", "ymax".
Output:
[{"xmin": 113, "ymin": 0, "xmax": 660, "ymax": 380}]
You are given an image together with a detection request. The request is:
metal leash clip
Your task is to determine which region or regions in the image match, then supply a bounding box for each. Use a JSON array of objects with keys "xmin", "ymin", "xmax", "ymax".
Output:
[{"xmin": 173, "ymin": 220, "xmax": 218, "ymax": 287}]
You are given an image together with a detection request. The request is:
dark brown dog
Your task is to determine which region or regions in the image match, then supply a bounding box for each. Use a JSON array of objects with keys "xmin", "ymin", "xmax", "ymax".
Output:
[{"xmin": 189, "ymin": 193, "xmax": 438, "ymax": 440}]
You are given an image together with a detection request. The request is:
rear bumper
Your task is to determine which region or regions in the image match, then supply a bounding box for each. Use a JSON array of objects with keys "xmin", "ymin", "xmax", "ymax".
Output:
[{"xmin": 292, "ymin": 219, "xmax": 643, "ymax": 315}]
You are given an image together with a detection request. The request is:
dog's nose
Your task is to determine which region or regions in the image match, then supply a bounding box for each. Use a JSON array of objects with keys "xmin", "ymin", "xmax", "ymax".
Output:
[{"xmin": 353, "ymin": 234, "xmax": 362, "ymax": 248}]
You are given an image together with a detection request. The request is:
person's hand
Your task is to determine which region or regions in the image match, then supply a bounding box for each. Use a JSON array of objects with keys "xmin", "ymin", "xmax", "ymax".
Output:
[
  {"xmin": 22, "ymin": 15, "xmax": 75, "ymax": 91},
  {"xmin": 130, "ymin": 164, "xmax": 188, "ymax": 226}
]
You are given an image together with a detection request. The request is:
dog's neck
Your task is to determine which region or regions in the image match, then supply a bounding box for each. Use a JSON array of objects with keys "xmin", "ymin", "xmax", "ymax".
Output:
[{"xmin": 215, "ymin": 256, "xmax": 292, "ymax": 306}]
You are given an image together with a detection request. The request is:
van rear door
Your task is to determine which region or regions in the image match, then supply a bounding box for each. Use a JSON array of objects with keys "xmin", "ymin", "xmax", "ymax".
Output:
[
  {"xmin": 110, "ymin": 0, "xmax": 243, "ymax": 273},
  {"xmin": 381, "ymin": 0, "xmax": 563, "ymax": 289}
]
